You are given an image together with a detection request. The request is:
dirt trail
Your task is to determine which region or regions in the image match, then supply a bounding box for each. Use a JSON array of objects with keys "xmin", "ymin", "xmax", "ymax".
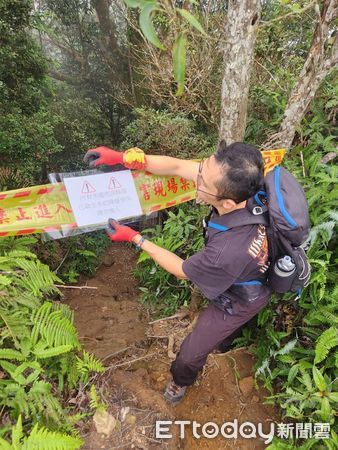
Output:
[{"xmin": 63, "ymin": 244, "xmax": 280, "ymax": 449}]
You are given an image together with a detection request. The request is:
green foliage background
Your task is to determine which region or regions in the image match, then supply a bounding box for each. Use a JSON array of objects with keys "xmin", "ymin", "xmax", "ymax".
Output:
[{"xmin": 0, "ymin": 237, "xmax": 104, "ymax": 447}]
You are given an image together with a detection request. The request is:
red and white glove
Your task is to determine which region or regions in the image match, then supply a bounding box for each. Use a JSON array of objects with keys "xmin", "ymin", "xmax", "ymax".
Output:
[
  {"xmin": 83, "ymin": 146, "xmax": 147, "ymax": 170},
  {"xmin": 106, "ymin": 219, "xmax": 139, "ymax": 243}
]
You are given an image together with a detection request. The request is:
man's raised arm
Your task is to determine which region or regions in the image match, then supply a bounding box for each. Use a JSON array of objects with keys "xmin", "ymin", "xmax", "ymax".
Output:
[
  {"xmin": 142, "ymin": 154, "xmax": 199, "ymax": 182},
  {"xmin": 83, "ymin": 146, "xmax": 199, "ymax": 183}
]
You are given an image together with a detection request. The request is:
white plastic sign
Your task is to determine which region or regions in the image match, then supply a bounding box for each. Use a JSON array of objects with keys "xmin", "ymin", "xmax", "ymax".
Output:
[{"xmin": 64, "ymin": 170, "xmax": 142, "ymax": 227}]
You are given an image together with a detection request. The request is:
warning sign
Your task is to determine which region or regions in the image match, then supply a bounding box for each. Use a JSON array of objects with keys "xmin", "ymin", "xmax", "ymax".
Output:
[
  {"xmin": 108, "ymin": 177, "xmax": 122, "ymax": 190},
  {"xmin": 81, "ymin": 180, "xmax": 96, "ymax": 194},
  {"xmin": 64, "ymin": 170, "xmax": 142, "ymax": 227}
]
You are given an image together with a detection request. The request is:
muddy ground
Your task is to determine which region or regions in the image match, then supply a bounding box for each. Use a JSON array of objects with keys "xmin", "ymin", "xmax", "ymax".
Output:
[{"xmin": 63, "ymin": 243, "xmax": 281, "ymax": 449}]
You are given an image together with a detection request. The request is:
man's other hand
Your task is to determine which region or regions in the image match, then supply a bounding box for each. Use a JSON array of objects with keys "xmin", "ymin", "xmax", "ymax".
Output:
[{"xmin": 106, "ymin": 218, "xmax": 139, "ymax": 242}]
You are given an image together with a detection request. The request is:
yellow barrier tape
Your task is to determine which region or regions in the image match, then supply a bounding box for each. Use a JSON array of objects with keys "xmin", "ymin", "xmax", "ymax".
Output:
[{"xmin": 0, "ymin": 149, "xmax": 285, "ymax": 237}]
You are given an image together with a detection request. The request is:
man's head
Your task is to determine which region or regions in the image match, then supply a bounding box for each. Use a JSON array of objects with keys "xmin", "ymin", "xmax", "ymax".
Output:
[{"xmin": 196, "ymin": 141, "xmax": 264, "ymax": 214}]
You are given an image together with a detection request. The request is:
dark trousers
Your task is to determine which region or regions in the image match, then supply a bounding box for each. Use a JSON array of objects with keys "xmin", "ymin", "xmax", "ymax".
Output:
[{"xmin": 170, "ymin": 294, "xmax": 270, "ymax": 386}]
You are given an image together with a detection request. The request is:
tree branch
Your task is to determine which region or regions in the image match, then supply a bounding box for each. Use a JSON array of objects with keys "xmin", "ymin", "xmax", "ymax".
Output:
[
  {"xmin": 261, "ymin": 0, "xmax": 338, "ymax": 150},
  {"xmin": 48, "ymin": 70, "xmax": 80, "ymax": 84},
  {"xmin": 259, "ymin": 0, "xmax": 317, "ymax": 28}
]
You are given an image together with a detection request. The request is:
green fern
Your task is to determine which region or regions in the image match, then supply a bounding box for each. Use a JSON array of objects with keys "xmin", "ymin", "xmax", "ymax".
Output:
[
  {"xmin": 308, "ymin": 217, "xmax": 337, "ymax": 250},
  {"xmin": 31, "ymin": 302, "xmax": 53, "ymax": 345},
  {"xmin": 0, "ymin": 360, "xmax": 42, "ymax": 386},
  {"xmin": 59, "ymin": 354, "xmax": 80, "ymax": 389},
  {"xmin": 0, "ymin": 349, "xmax": 25, "ymax": 361},
  {"xmin": 0, "ymin": 236, "xmax": 37, "ymax": 254},
  {"xmin": 28, "ymin": 381, "xmax": 65, "ymax": 428},
  {"xmin": 0, "ymin": 414, "xmax": 83, "ymax": 449},
  {"xmin": 23, "ymin": 424, "xmax": 83, "ymax": 449},
  {"xmin": 0, "ymin": 308, "xmax": 30, "ymax": 346},
  {"xmin": 0, "ymin": 275, "xmax": 12, "ymax": 286},
  {"xmin": 0, "ymin": 236, "xmax": 103, "ymax": 437},
  {"xmin": 6, "ymin": 249, "xmax": 37, "ymax": 260},
  {"xmin": 33, "ymin": 344, "xmax": 73, "ymax": 359},
  {"xmin": 304, "ymin": 301, "xmax": 338, "ymax": 327},
  {"xmin": 89, "ymin": 384, "xmax": 107, "ymax": 413},
  {"xmin": 0, "ymin": 377, "xmax": 68, "ymax": 428},
  {"xmin": 53, "ymin": 302, "xmax": 74, "ymax": 323},
  {"xmin": 314, "ymin": 327, "xmax": 338, "ymax": 364},
  {"xmin": 76, "ymin": 351, "xmax": 104, "ymax": 384},
  {"xmin": 31, "ymin": 302, "xmax": 80, "ymax": 349},
  {"xmin": 15, "ymin": 259, "xmax": 62, "ymax": 297}
]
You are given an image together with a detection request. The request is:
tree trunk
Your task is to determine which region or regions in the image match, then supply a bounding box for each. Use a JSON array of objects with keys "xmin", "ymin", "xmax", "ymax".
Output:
[
  {"xmin": 93, "ymin": 0, "xmax": 118, "ymax": 53},
  {"xmin": 261, "ymin": 0, "xmax": 338, "ymax": 150},
  {"xmin": 219, "ymin": 0, "xmax": 261, "ymax": 144}
]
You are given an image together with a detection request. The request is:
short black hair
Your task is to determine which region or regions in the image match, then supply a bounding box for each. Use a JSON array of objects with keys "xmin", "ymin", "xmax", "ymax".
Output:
[{"xmin": 213, "ymin": 141, "xmax": 264, "ymax": 203}]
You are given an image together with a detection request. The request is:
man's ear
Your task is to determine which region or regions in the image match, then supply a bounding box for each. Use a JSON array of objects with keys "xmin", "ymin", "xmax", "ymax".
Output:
[{"xmin": 220, "ymin": 198, "xmax": 237, "ymax": 210}]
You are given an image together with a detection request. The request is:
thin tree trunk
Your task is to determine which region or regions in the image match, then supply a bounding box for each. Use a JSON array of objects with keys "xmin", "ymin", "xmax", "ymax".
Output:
[
  {"xmin": 219, "ymin": 0, "xmax": 261, "ymax": 144},
  {"xmin": 93, "ymin": 0, "xmax": 118, "ymax": 53},
  {"xmin": 261, "ymin": 0, "xmax": 338, "ymax": 150}
]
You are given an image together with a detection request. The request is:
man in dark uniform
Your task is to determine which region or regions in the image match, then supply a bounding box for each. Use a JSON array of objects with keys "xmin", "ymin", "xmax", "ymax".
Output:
[{"xmin": 84, "ymin": 141, "xmax": 271, "ymax": 405}]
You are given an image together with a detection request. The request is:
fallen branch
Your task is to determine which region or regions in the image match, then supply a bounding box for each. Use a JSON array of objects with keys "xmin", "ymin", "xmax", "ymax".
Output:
[
  {"xmin": 321, "ymin": 152, "xmax": 337, "ymax": 164},
  {"xmin": 148, "ymin": 310, "xmax": 188, "ymax": 325},
  {"xmin": 101, "ymin": 346, "xmax": 134, "ymax": 362},
  {"xmin": 79, "ymin": 336, "xmax": 101, "ymax": 342},
  {"xmin": 146, "ymin": 335, "xmax": 170, "ymax": 339},
  {"xmin": 107, "ymin": 352, "xmax": 157, "ymax": 369},
  {"xmin": 54, "ymin": 284, "xmax": 98, "ymax": 290},
  {"xmin": 54, "ymin": 247, "xmax": 71, "ymax": 274}
]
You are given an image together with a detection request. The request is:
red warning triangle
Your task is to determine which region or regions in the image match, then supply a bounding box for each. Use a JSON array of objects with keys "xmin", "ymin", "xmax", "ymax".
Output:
[
  {"xmin": 108, "ymin": 176, "xmax": 122, "ymax": 190},
  {"xmin": 81, "ymin": 180, "xmax": 96, "ymax": 194}
]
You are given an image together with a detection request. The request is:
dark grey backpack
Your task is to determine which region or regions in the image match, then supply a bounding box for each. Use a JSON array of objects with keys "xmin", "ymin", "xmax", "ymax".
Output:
[{"xmin": 253, "ymin": 165, "xmax": 311, "ymax": 296}]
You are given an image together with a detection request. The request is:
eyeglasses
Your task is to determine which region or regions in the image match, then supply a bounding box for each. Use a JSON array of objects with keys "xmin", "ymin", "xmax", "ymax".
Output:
[{"xmin": 196, "ymin": 159, "xmax": 224, "ymax": 199}]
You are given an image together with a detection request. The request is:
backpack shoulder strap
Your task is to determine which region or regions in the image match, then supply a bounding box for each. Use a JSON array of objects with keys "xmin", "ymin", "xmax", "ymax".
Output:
[{"xmin": 207, "ymin": 211, "xmax": 269, "ymax": 231}]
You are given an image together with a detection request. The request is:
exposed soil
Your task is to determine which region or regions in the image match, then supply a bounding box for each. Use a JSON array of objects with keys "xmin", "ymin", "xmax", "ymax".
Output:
[{"xmin": 62, "ymin": 243, "xmax": 281, "ymax": 449}]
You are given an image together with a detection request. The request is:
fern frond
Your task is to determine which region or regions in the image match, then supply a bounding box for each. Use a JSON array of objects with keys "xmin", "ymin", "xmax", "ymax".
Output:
[
  {"xmin": 0, "ymin": 275, "xmax": 12, "ymax": 287},
  {"xmin": 327, "ymin": 285, "xmax": 338, "ymax": 302},
  {"xmin": 0, "ymin": 349, "xmax": 25, "ymax": 361},
  {"xmin": 22, "ymin": 422, "xmax": 83, "ymax": 449},
  {"xmin": 31, "ymin": 303, "xmax": 80, "ymax": 349},
  {"xmin": 0, "ymin": 437, "xmax": 13, "ymax": 449},
  {"xmin": 308, "ymin": 219, "xmax": 336, "ymax": 249},
  {"xmin": 2, "ymin": 414, "xmax": 83, "ymax": 449},
  {"xmin": 304, "ymin": 304, "xmax": 338, "ymax": 326},
  {"xmin": 45, "ymin": 312, "xmax": 80, "ymax": 349},
  {"xmin": 10, "ymin": 292, "xmax": 40, "ymax": 309},
  {"xmin": 274, "ymin": 339, "xmax": 298, "ymax": 357},
  {"xmin": 29, "ymin": 381, "xmax": 65, "ymax": 427},
  {"xmin": 76, "ymin": 351, "xmax": 104, "ymax": 383},
  {"xmin": 89, "ymin": 384, "xmax": 106, "ymax": 412},
  {"xmin": 328, "ymin": 210, "xmax": 338, "ymax": 221},
  {"xmin": 59, "ymin": 354, "xmax": 80, "ymax": 388},
  {"xmin": 31, "ymin": 302, "xmax": 53, "ymax": 345},
  {"xmin": 52, "ymin": 302, "xmax": 74, "ymax": 323},
  {"xmin": 12, "ymin": 413, "xmax": 23, "ymax": 447},
  {"xmin": 314, "ymin": 327, "xmax": 338, "ymax": 364},
  {"xmin": 34, "ymin": 345, "xmax": 73, "ymax": 359},
  {"xmin": 6, "ymin": 250, "xmax": 37, "ymax": 260},
  {"xmin": 15, "ymin": 259, "xmax": 61, "ymax": 297},
  {"xmin": 0, "ymin": 309, "xmax": 29, "ymax": 345},
  {"xmin": 0, "ymin": 236, "xmax": 37, "ymax": 255},
  {"xmin": 255, "ymin": 357, "xmax": 272, "ymax": 378}
]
